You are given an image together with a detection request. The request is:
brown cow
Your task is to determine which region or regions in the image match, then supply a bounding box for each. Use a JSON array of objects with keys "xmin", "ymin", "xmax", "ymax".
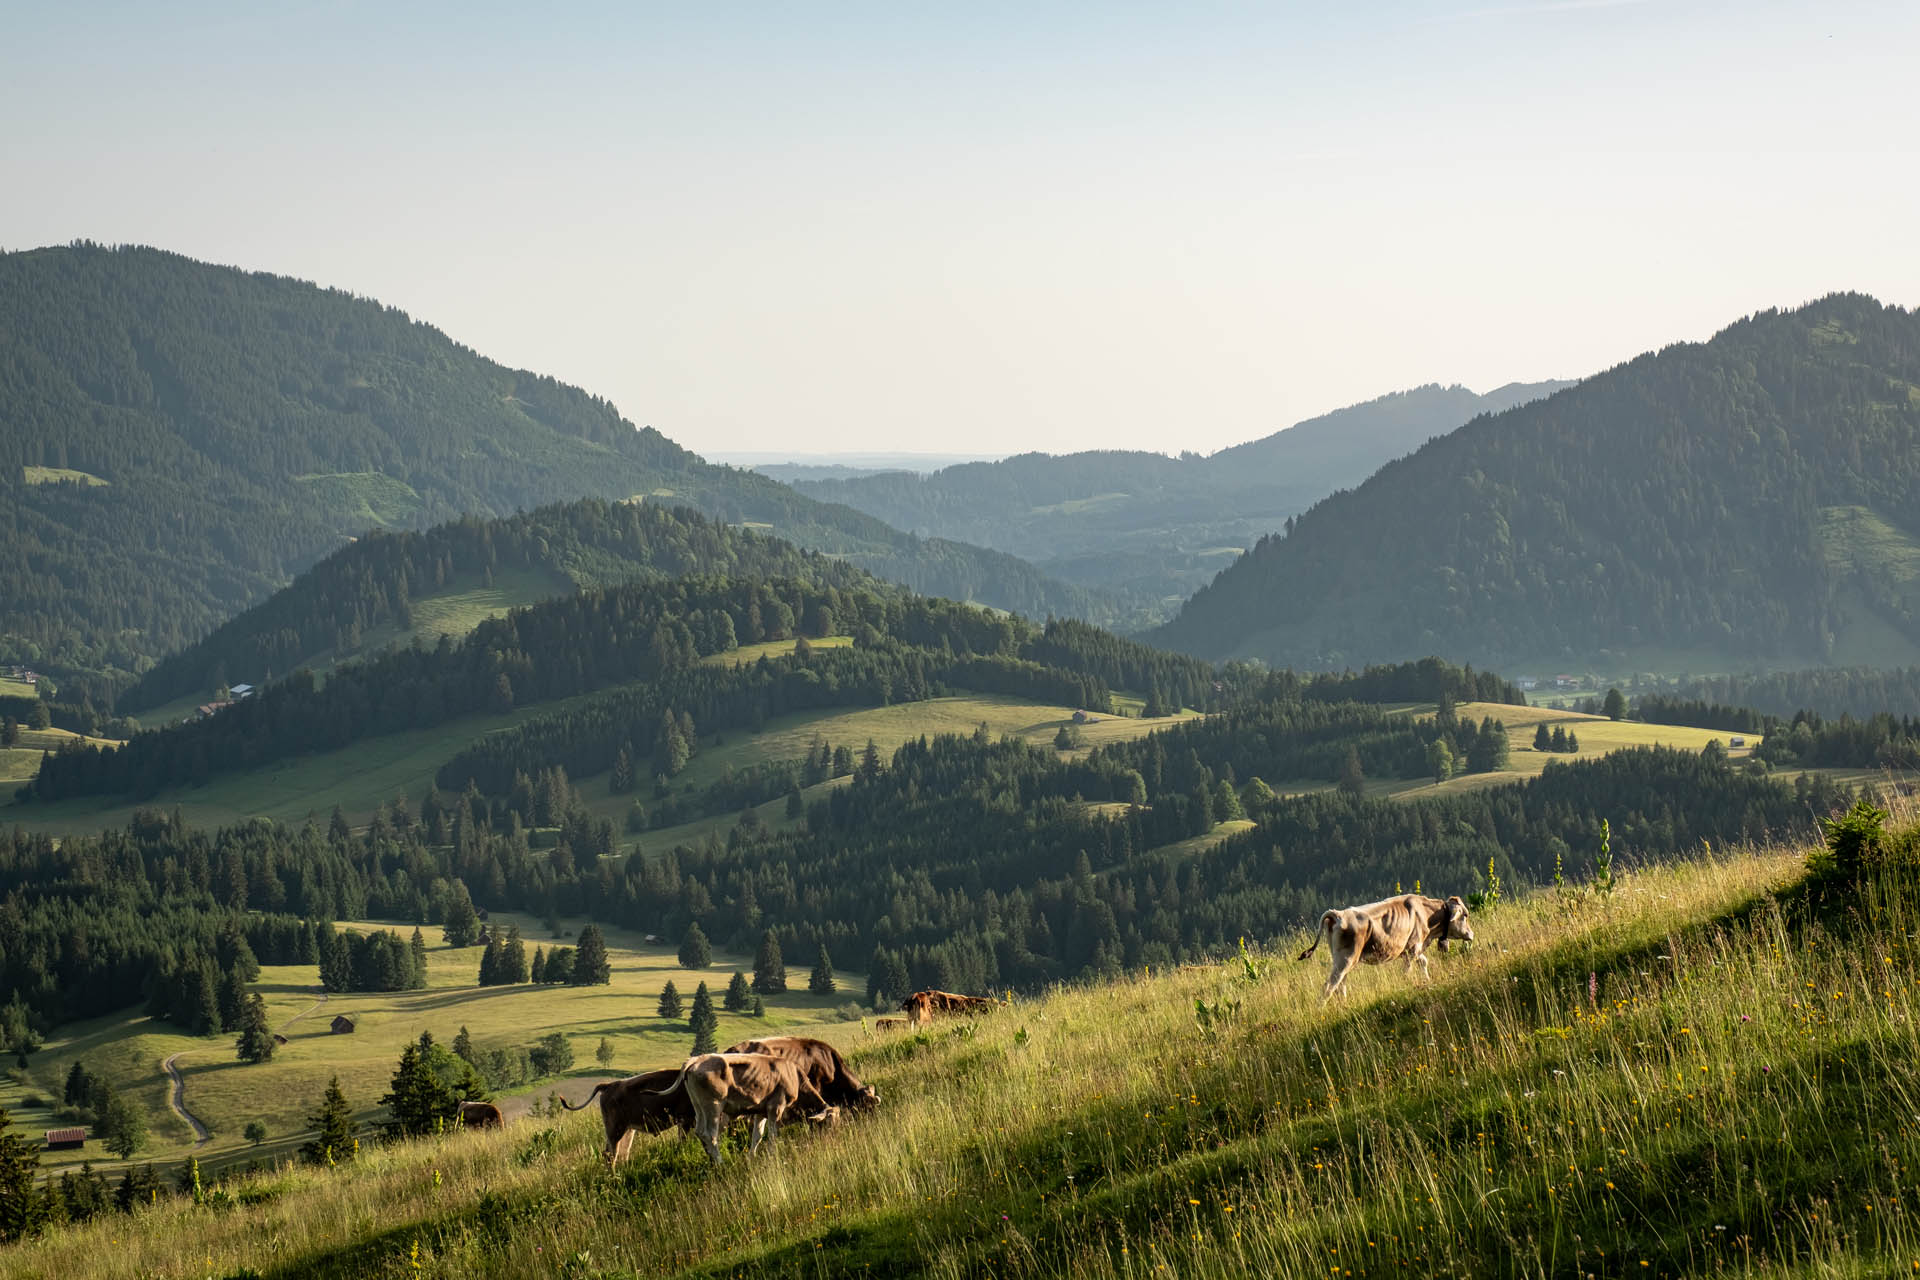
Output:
[
  {"xmin": 649, "ymin": 1052, "xmax": 826, "ymax": 1166},
  {"xmin": 1297, "ymin": 893, "xmax": 1475, "ymax": 1000},
  {"xmin": 560, "ymin": 1068, "xmax": 697, "ymax": 1165},
  {"xmin": 722, "ymin": 1035, "xmax": 880, "ymax": 1114},
  {"xmin": 872, "ymin": 1016, "xmax": 908, "ymax": 1033},
  {"xmin": 456, "ymin": 1100, "xmax": 504, "ymax": 1129},
  {"xmin": 901, "ymin": 989, "xmax": 1001, "ymax": 1025}
]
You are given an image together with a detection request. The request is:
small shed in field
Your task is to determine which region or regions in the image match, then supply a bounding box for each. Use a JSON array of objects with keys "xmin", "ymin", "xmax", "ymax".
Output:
[
  {"xmin": 45, "ymin": 1128, "xmax": 85, "ymax": 1151},
  {"xmin": 330, "ymin": 1014, "xmax": 356, "ymax": 1034}
]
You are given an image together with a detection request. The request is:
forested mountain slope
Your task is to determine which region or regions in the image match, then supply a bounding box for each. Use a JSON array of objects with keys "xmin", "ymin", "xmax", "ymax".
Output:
[
  {"xmin": 1149, "ymin": 294, "xmax": 1920, "ymax": 671},
  {"xmin": 791, "ymin": 380, "xmax": 1568, "ymax": 617},
  {"xmin": 0, "ymin": 245, "xmax": 1115, "ymax": 701}
]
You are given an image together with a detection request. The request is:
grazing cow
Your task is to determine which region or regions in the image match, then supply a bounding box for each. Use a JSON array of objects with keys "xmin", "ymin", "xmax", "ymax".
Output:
[
  {"xmin": 560, "ymin": 1068, "xmax": 697, "ymax": 1165},
  {"xmin": 901, "ymin": 989, "xmax": 1001, "ymax": 1025},
  {"xmin": 722, "ymin": 1035, "xmax": 880, "ymax": 1114},
  {"xmin": 456, "ymin": 1100, "xmax": 504, "ymax": 1129},
  {"xmin": 648, "ymin": 1052, "xmax": 826, "ymax": 1166},
  {"xmin": 1296, "ymin": 893, "xmax": 1475, "ymax": 1000},
  {"xmin": 872, "ymin": 1016, "xmax": 908, "ymax": 1033}
]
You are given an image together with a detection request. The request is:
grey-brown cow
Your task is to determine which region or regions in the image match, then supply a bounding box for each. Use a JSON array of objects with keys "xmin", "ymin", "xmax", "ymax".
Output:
[
  {"xmin": 1296, "ymin": 893, "xmax": 1475, "ymax": 1000},
  {"xmin": 648, "ymin": 1052, "xmax": 827, "ymax": 1166}
]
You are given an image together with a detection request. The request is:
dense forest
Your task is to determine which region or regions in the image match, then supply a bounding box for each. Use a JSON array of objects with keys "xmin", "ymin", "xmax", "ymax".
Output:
[
  {"xmin": 0, "ymin": 244, "xmax": 1119, "ymax": 704},
  {"xmin": 1149, "ymin": 295, "xmax": 1920, "ymax": 671},
  {"xmin": 1662, "ymin": 666, "xmax": 1920, "ymax": 722},
  {"xmin": 27, "ymin": 575, "xmax": 1224, "ymax": 803},
  {"xmin": 793, "ymin": 382, "xmax": 1566, "ymax": 613},
  {"xmin": 0, "ymin": 675, "xmax": 1843, "ymax": 1039},
  {"xmin": 119, "ymin": 500, "xmax": 875, "ymax": 713}
]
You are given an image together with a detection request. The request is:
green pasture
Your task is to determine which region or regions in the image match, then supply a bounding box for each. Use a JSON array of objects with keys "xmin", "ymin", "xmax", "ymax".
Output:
[
  {"xmin": 2, "ymin": 910, "xmax": 865, "ymax": 1182},
  {"xmin": 21, "ymin": 466, "xmax": 108, "ymax": 486}
]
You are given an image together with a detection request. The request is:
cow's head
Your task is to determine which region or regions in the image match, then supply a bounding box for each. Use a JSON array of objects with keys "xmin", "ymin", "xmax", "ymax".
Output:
[
  {"xmin": 849, "ymin": 1083, "xmax": 881, "ymax": 1111},
  {"xmin": 1436, "ymin": 895, "xmax": 1474, "ymax": 950}
]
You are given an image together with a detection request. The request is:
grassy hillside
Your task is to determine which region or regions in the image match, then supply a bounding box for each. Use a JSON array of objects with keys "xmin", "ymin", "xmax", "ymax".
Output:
[
  {"xmin": 794, "ymin": 381, "xmax": 1568, "ymax": 622},
  {"xmin": 9, "ymin": 816, "xmax": 1916, "ymax": 1278},
  {"xmin": 0, "ymin": 911, "xmax": 866, "ymax": 1184},
  {"xmin": 1150, "ymin": 294, "xmax": 1920, "ymax": 675}
]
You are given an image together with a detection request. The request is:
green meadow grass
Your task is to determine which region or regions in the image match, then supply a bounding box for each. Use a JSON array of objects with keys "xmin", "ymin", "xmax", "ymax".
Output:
[
  {"xmin": 11, "ymin": 816, "xmax": 1920, "ymax": 1278},
  {"xmin": 1, "ymin": 911, "xmax": 867, "ymax": 1185},
  {"xmin": 20, "ymin": 466, "xmax": 107, "ymax": 486}
]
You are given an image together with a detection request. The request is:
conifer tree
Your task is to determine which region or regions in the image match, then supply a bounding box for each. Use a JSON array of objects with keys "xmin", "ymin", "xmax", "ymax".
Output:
[
  {"xmin": 571, "ymin": 924, "xmax": 611, "ymax": 986},
  {"xmin": 1337, "ymin": 747, "xmax": 1366, "ymax": 798},
  {"xmin": 0, "ymin": 1106, "xmax": 43, "ymax": 1244},
  {"xmin": 752, "ymin": 929, "xmax": 786, "ymax": 994},
  {"xmin": 678, "ymin": 921, "xmax": 711, "ymax": 970},
  {"xmin": 529, "ymin": 946, "xmax": 547, "ymax": 984},
  {"xmin": 689, "ymin": 982, "xmax": 718, "ymax": 1054},
  {"xmin": 724, "ymin": 971, "xmax": 750, "ymax": 1012},
  {"xmin": 808, "ymin": 944, "xmax": 836, "ymax": 995},
  {"xmin": 1534, "ymin": 722, "xmax": 1553, "ymax": 751},
  {"xmin": 302, "ymin": 1075, "xmax": 355, "ymax": 1165},
  {"xmin": 191, "ymin": 967, "xmax": 223, "ymax": 1037},
  {"xmin": 409, "ymin": 927, "xmax": 429, "ymax": 985},
  {"xmin": 234, "ymin": 993, "xmax": 275, "ymax": 1063},
  {"xmin": 477, "ymin": 933, "xmax": 503, "ymax": 986},
  {"xmin": 452, "ymin": 1026, "xmax": 474, "ymax": 1062},
  {"xmin": 441, "ymin": 881, "xmax": 480, "ymax": 947},
  {"xmin": 501, "ymin": 925, "xmax": 529, "ymax": 983}
]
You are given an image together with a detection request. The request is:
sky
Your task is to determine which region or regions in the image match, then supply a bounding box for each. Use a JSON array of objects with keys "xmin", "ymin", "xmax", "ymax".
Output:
[{"xmin": 3, "ymin": 1, "xmax": 1915, "ymax": 458}]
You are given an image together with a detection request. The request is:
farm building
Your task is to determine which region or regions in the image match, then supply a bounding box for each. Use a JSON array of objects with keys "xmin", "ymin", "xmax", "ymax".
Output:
[
  {"xmin": 330, "ymin": 1014, "xmax": 356, "ymax": 1034},
  {"xmin": 45, "ymin": 1128, "xmax": 85, "ymax": 1151},
  {"xmin": 228, "ymin": 683, "xmax": 255, "ymax": 699}
]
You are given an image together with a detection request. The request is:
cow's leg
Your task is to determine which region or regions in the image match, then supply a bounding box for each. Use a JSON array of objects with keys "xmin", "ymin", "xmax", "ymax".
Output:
[
  {"xmin": 1410, "ymin": 945, "xmax": 1432, "ymax": 982},
  {"xmin": 1323, "ymin": 948, "xmax": 1358, "ymax": 1001},
  {"xmin": 696, "ymin": 1107, "xmax": 724, "ymax": 1166},
  {"xmin": 609, "ymin": 1126, "xmax": 635, "ymax": 1168}
]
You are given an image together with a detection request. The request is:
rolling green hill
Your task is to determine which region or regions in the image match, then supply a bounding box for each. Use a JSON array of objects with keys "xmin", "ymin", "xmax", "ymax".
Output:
[
  {"xmin": 790, "ymin": 381, "xmax": 1569, "ymax": 619},
  {"xmin": 1148, "ymin": 294, "xmax": 1920, "ymax": 674},
  {"xmin": 0, "ymin": 244, "xmax": 1117, "ymax": 703},
  {"xmin": 9, "ymin": 824, "xmax": 1917, "ymax": 1278}
]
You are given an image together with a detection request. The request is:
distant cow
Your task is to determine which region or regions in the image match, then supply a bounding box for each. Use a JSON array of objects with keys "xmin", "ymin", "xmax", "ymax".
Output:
[
  {"xmin": 901, "ymin": 990, "xmax": 1001, "ymax": 1026},
  {"xmin": 871, "ymin": 1017, "xmax": 908, "ymax": 1033},
  {"xmin": 457, "ymin": 1101, "xmax": 504, "ymax": 1129},
  {"xmin": 1297, "ymin": 893, "xmax": 1475, "ymax": 1000},
  {"xmin": 722, "ymin": 1035, "xmax": 880, "ymax": 1114},
  {"xmin": 648, "ymin": 1052, "xmax": 826, "ymax": 1166},
  {"xmin": 560, "ymin": 1068, "xmax": 697, "ymax": 1165}
]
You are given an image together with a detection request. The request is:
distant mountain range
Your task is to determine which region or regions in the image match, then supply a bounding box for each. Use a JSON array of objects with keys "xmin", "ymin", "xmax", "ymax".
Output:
[
  {"xmin": 788, "ymin": 381, "xmax": 1571, "ymax": 618},
  {"xmin": 1147, "ymin": 294, "xmax": 1920, "ymax": 673},
  {"xmin": 0, "ymin": 245, "xmax": 1126, "ymax": 699}
]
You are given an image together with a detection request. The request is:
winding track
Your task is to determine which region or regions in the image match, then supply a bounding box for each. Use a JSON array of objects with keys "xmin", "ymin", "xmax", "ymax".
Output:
[
  {"xmin": 161, "ymin": 1052, "xmax": 211, "ymax": 1146},
  {"xmin": 161, "ymin": 990, "xmax": 329, "ymax": 1149}
]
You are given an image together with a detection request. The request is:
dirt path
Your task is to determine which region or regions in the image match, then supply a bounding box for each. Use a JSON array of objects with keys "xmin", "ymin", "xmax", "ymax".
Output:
[
  {"xmin": 161, "ymin": 1052, "xmax": 211, "ymax": 1146},
  {"xmin": 278, "ymin": 990, "xmax": 328, "ymax": 1033}
]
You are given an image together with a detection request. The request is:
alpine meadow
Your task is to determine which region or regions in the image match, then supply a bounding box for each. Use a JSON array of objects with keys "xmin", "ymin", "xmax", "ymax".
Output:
[{"xmin": 4, "ymin": 6, "xmax": 1920, "ymax": 1278}]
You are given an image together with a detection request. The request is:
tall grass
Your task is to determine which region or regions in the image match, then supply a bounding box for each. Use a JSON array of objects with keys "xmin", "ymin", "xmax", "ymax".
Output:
[{"xmin": 9, "ymin": 821, "xmax": 1920, "ymax": 1279}]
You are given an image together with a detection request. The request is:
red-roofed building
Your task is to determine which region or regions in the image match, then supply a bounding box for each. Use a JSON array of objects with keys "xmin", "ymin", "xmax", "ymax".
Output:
[{"xmin": 45, "ymin": 1127, "xmax": 85, "ymax": 1151}]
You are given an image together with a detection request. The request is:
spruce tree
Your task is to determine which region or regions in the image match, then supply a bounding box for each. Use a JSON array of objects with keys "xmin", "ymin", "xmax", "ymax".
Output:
[
  {"xmin": 302, "ymin": 1075, "xmax": 356, "ymax": 1165},
  {"xmin": 478, "ymin": 933, "xmax": 503, "ymax": 986},
  {"xmin": 678, "ymin": 922, "xmax": 712, "ymax": 970},
  {"xmin": 808, "ymin": 944, "xmax": 836, "ymax": 995},
  {"xmin": 529, "ymin": 946, "xmax": 547, "ymax": 983},
  {"xmin": 1534, "ymin": 722, "xmax": 1553, "ymax": 751},
  {"xmin": 571, "ymin": 925, "xmax": 612, "ymax": 986},
  {"xmin": 657, "ymin": 980, "xmax": 683, "ymax": 1020},
  {"xmin": 544, "ymin": 947, "xmax": 574, "ymax": 984},
  {"xmin": 752, "ymin": 929, "xmax": 786, "ymax": 994},
  {"xmin": 409, "ymin": 927, "xmax": 429, "ymax": 986},
  {"xmin": 0, "ymin": 1107, "xmax": 42, "ymax": 1244},
  {"xmin": 501, "ymin": 925, "xmax": 529, "ymax": 983},
  {"xmin": 191, "ymin": 967, "xmax": 223, "ymax": 1036},
  {"xmin": 1337, "ymin": 747, "xmax": 1366, "ymax": 799},
  {"xmin": 63, "ymin": 1060, "xmax": 92, "ymax": 1107},
  {"xmin": 724, "ymin": 971, "xmax": 751, "ymax": 1012},
  {"xmin": 101, "ymin": 1096, "xmax": 146, "ymax": 1159},
  {"xmin": 452, "ymin": 1026, "xmax": 474, "ymax": 1062},
  {"xmin": 234, "ymin": 993, "xmax": 275, "ymax": 1064},
  {"xmin": 1603, "ymin": 687, "xmax": 1627, "ymax": 720},
  {"xmin": 689, "ymin": 982, "xmax": 718, "ymax": 1054},
  {"xmin": 441, "ymin": 882, "xmax": 480, "ymax": 947}
]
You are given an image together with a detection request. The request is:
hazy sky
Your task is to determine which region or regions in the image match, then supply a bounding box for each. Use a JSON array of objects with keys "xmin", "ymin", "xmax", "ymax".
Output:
[{"xmin": 4, "ymin": 1, "xmax": 1915, "ymax": 457}]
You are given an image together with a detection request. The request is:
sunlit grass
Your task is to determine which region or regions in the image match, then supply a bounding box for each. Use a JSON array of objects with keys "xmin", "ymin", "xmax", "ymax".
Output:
[{"xmin": 14, "ymin": 811, "xmax": 1920, "ymax": 1278}]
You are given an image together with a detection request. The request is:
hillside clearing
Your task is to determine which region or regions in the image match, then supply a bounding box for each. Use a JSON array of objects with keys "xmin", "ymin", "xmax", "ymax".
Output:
[{"xmin": 11, "ymin": 817, "xmax": 1916, "ymax": 1278}]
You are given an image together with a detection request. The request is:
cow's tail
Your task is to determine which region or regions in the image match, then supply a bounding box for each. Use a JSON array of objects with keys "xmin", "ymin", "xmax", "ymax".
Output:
[
  {"xmin": 647, "ymin": 1060, "xmax": 697, "ymax": 1097},
  {"xmin": 1297, "ymin": 911, "xmax": 1338, "ymax": 961},
  {"xmin": 559, "ymin": 1081, "xmax": 610, "ymax": 1112}
]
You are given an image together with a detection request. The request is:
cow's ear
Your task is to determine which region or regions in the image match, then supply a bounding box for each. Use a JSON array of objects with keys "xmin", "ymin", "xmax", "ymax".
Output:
[{"xmin": 1446, "ymin": 895, "xmax": 1464, "ymax": 906}]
